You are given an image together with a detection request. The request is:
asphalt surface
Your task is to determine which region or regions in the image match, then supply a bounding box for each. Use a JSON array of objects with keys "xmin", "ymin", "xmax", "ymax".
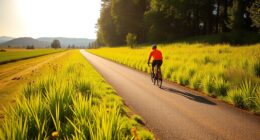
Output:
[{"xmin": 81, "ymin": 50, "xmax": 260, "ymax": 140}]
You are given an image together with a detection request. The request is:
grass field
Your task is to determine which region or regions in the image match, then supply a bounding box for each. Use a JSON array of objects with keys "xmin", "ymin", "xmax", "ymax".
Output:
[
  {"xmin": 0, "ymin": 50, "xmax": 154, "ymax": 139},
  {"xmin": 88, "ymin": 43, "xmax": 260, "ymax": 113},
  {"xmin": 0, "ymin": 51, "xmax": 67, "ymax": 113},
  {"xmin": 0, "ymin": 49, "xmax": 65, "ymax": 64}
]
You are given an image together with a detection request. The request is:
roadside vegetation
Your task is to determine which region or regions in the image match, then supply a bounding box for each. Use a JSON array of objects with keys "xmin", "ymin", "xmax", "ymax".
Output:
[
  {"xmin": 0, "ymin": 49, "xmax": 64, "ymax": 64},
  {"xmin": 0, "ymin": 51, "xmax": 154, "ymax": 139},
  {"xmin": 0, "ymin": 51, "xmax": 68, "ymax": 113},
  {"xmin": 88, "ymin": 43, "xmax": 260, "ymax": 113}
]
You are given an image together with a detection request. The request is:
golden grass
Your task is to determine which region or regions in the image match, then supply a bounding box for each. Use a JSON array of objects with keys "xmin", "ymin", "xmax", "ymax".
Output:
[{"xmin": 0, "ymin": 51, "xmax": 68, "ymax": 118}]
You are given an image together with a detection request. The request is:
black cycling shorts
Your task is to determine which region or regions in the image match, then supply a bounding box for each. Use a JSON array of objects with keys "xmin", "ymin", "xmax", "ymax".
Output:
[{"xmin": 152, "ymin": 60, "xmax": 162, "ymax": 67}]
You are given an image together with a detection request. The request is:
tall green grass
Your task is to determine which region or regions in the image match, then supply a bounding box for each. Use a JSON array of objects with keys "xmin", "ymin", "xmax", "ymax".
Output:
[
  {"xmin": 88, "ymin": 43, "xmax": 260, "ymax": 113},
  {"xmin": 0, "ymin": 51, "xmax": 154, "ymax": 139},
  {"xmin": 227, "ymin": 80, "xmax": 259, "ymax": 112}
]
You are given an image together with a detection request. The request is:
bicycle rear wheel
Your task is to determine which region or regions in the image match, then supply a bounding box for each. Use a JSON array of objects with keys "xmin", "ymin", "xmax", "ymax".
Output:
[
  {"xmin": 157, "ymin": 69, "xmax": 162, "ymax": 88},
  {"xmin": 157, "ymin": 77, "xmax": 162, "ymax": 88},
  {"xmin": 153, "ymin": 66, "xmax": 158, "ymax": 85}
]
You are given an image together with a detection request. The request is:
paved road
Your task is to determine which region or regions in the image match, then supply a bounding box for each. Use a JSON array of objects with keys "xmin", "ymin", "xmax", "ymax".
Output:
[{"xmin": 81, "ymin": 50, "xmax": 260, "ymax": 140}]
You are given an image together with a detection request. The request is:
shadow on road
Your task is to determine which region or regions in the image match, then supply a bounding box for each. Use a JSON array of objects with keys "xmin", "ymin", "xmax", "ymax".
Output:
[{"xmin": 162, "ymin": 87, "xmax": 216, "ymax": 105}]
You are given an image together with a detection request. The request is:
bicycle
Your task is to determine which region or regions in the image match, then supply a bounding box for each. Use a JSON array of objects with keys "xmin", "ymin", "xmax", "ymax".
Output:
[{"xmin": 150, "ymin": 65, "xmax": 162, "ymax": 88}]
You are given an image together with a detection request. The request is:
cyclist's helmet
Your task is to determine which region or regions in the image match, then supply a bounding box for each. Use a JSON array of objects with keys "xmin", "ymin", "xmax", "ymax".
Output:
[{"xmin": 152, "ymin": 44, "xmax": 157, "ymax": 50}]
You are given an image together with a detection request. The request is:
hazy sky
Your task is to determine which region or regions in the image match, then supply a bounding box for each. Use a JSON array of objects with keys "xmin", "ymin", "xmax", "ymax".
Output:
[{"xmin": 0, "ymin": 0, "xmax": 101, "ymax": 39}]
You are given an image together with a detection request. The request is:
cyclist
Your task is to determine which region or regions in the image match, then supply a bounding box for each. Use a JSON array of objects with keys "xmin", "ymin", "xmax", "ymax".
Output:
[{"xmin": 147, "ymin": 44, "xmax": 163, "ymax": 78}]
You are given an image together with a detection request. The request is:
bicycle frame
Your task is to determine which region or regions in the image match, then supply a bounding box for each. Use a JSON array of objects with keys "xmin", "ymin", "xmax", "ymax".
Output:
[{"xmin": 150, "ymin": 64, "xmax": 162, "ymax": 88}]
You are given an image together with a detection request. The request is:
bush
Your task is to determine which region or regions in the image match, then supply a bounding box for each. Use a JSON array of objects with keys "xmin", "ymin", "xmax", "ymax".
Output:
[
  {"xmin": 126, "ymin": 33, "xmax": 137, "ymax": 48},
  {"xmin": 26, "ymin": 45, "xmax": 35, "ymax": 49}
]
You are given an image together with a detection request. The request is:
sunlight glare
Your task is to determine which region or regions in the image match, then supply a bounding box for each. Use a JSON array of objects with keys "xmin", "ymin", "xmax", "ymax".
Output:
[{"xmin": 15, "ymin": 0, "xmax": 100, "ymax": 38}]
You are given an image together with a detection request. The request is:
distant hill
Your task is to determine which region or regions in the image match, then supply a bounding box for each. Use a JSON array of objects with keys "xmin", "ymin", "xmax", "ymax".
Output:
[
  {"xmin": 0, "ymin": 37, "xmax": 95, "ymax": 48},
  {"xmin": 37, "ymin": 37, "xmax": 95, "ymax": 47},
  {"xmin": 0, "ymin": 36, "xmax": 14, "ymax": 44},
  {"xmin": 0, "ymin": 37, "xmax": 49, "ymax": 48}
]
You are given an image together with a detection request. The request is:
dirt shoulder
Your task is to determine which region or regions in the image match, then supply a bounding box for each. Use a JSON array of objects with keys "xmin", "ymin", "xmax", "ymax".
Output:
[{"xmin": 0, "ymin": 51, "xmax": 68, "ymax": 115}]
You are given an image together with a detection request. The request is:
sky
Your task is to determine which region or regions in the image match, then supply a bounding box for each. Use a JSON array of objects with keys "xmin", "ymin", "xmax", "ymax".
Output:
[{"xmin": 0, "ymin": 0, "xmax": 101, "ymax": 39}]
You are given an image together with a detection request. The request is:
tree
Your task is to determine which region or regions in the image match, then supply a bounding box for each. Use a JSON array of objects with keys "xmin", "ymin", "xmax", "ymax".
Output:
[
  {"xmin": 126, "ymin": 33, "xmax": 137, "ymax": 48},
  {"xmin": 144, "ymin": 0, "xmax": 181, "ymax": 42},
  {"xmin": 97, "ymin": 0, "xmax": 120, "ymax": 46},
  {"xmin": 248, "ymin": 0, "xmax": 260, "ymax": 32},
  {"xmin": 26, "ymin": 45, "xmax": 35, "ymax": 49},
  {"xmin": 221, "ymin": 0, "xmax": 230, "ymax": 32},
  {"xmin": 97, "ymin": 0, "xmax": 148, "ymax": 46},
  {"xmin": 229, "ymin": 0, "xmax": 248, "ymax": 32},
  {"xmin": 51, "ymin": 40, "xmax": 61, "ymax": 49},
  {"xmin": 111, "ymin": 0, "xmax": 147, "ymax": 44},
  {"xmin": 96, "ymin": 0, "xmax": 259, "ymax": 46},
  {"xmin": 144, "ymin": 0, "xmax": 217, "ymax": 41}
]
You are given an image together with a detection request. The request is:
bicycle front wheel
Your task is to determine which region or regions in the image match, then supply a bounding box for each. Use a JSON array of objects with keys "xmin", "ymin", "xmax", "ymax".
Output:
[
  {"xmin": 153, "ymin": 76, "xmax": 157, "ymax": 85},
  {"xmin": 151, "ymin": 72, "xmax": 154, "ymax": 83}
]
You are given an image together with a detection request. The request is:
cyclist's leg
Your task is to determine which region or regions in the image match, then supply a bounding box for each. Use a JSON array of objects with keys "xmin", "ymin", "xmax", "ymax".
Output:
[
  {"xmin": 158, "ymin": 60, "xmax": 163, "ymax": 78},
  {"xmin": 153, "ymin": 61, "xmax": 160, "ymax": 78},
  {"xmin": 152, "ymin": 60, "xmax": 156, "ymax": 77}
]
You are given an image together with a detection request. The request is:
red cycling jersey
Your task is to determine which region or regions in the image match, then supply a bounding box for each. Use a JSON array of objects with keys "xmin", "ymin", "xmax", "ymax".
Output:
[{"xmin": 149, "ymin": 49, "xmax": 163, "ymax": 61}]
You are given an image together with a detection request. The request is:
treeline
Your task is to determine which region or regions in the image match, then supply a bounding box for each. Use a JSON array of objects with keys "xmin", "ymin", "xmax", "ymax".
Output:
[{"xmin": 96, "ymin": 0, "xmax": 260, "ymax": 46}]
